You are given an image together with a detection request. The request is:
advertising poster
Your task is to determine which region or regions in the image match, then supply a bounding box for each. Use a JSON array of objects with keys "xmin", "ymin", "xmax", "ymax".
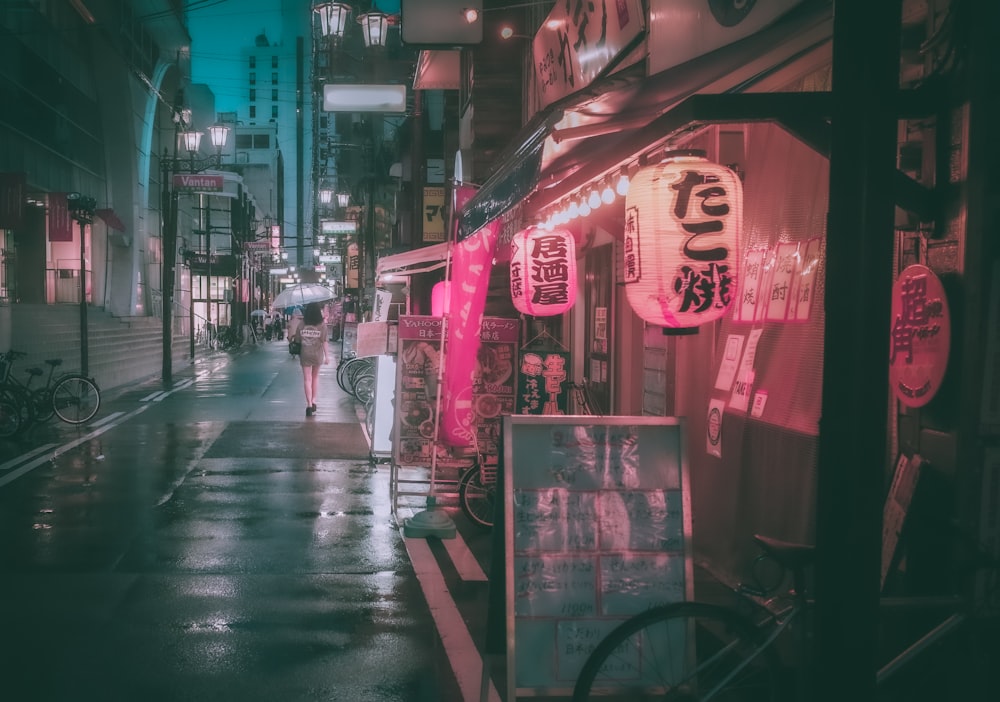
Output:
[
  {"xmin": 517, "ymin": 350, "xmax": 570, "ymax": 416},
  {"xmin": 472, "ymin": 318, "xmax": 520, "ymax": 466},
  {"xmin": 395, "ymin": 316, "xmax": 443, "ymax": 467}
]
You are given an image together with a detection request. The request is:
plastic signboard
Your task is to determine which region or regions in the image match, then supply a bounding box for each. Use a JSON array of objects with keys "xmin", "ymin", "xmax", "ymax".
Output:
[{"xmin": 500, "ymin": 415, "xmax": 691, "ymax": 698}]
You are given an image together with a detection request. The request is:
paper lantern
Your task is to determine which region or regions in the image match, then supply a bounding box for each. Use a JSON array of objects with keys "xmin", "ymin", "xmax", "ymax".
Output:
[
  {"xmin": 431, "ymin": 280, "xmax": 451, "ymax": 317},
  {"xmin": 623, "ymin": 150, "xmax": 742, "ymax": 328},
  {"xmin": 509, "ymin": 226, "xmax": 577, "ymax": 316}
]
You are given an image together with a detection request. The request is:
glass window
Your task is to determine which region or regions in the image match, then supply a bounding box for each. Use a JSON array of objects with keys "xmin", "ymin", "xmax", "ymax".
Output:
[
  {"xmin": 271, "ymin": 105, "xmax": 278, "ymax": 119},
  {"xmin": 249, "ymin": 72, "xmax": 256, "ymax": 85},
  {"xmin": 271, "ymin": 72, "xmax": 278, "ymax": 85},
  {"xmin": 249, "ymin": 56, "xmax": 256, "ymax": 69},
  {"xmin": 249, "ymin": 106, "xmax": 256, "ymax": 119},
  {"xmin": 272, "ymin": 88, "xmax": 278, "ymax": 101},
  {"xmin": 271, "ymin": 55, "xmax": 278, "ymax": 68},
  {"xmin": 249, "ymin": 88, "xmax": 256, "ymax": 102}
]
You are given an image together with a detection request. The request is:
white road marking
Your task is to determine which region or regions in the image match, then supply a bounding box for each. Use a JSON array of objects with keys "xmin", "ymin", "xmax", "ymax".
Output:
[
  {"xmin": 0, "ymin": 405, "xmax": 150, "ymax": 488},
  {"xmin": 1, "ymin": 443, "xmax": 56, "ymax": 472},
  {"xmin": 443, "ymin": 533, "xmax": 489, "ymax": 582},
  {"xmin": 403, "ymin": 536, "xmax": 501, "ymax": 702}
]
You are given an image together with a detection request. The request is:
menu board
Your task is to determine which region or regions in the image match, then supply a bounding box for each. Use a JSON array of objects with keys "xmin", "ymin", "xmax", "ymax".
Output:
[
  {"xmin": 502, "ymin": 416, "xmax": 690, "ymax": 697},
  {"xmin": 395, "ymin": 316, "xmax": 444, "ymax": 467}
]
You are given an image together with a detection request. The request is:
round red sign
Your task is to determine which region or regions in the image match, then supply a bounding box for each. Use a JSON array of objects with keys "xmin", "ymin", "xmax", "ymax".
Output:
[{"xmin": 888, "ymin": 265, "xmax": 950, "ymax": 408}]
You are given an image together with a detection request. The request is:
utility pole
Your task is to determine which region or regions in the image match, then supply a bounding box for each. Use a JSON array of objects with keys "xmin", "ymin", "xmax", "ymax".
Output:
[{"xmin": 66, "ymin": 193, "xmax": 96, "ymax": 376}]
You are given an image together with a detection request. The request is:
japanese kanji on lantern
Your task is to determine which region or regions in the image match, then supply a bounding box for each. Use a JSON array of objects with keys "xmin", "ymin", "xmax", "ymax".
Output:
[
  {"xmin": 623, "ymin": 150, "xmax": 742, "ymax": 328},
  {"xmin": 509, "ymin": 226, "xmax": 577, "ymax": 316}
]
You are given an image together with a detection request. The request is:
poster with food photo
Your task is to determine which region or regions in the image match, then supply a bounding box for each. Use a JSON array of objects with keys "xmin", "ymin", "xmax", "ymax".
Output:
[
  {"xmin": 395, "ymin": 316, "xmax": 444, "ymax": 467},
  {"xmin": 474, "ymin": 318, "xmax": 520, "ymax": 465}
]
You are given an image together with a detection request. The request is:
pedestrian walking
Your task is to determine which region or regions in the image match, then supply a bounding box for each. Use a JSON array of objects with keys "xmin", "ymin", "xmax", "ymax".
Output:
[{"xmin": 294, "ymin": 302, "xmax": 329, "ymax": 416}]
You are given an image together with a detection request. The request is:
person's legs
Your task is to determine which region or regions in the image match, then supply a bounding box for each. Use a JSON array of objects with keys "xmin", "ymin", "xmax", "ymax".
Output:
[
  {"xmin": 301, "ymin": 365, "xmax": 313, "ymax": 412},
  {"xmin": 309, "ymin": 365, "xmax": 320, "ymax": 409}
]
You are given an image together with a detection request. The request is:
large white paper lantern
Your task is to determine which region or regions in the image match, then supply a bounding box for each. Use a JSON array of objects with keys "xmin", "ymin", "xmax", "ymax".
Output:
[
  {"xmin": 509, "ymin": 225, "xmax": 577, "ymax": 316},
  {"xmin": 623, "ymin": 149, "xmax": 742, "ymax": 328}
]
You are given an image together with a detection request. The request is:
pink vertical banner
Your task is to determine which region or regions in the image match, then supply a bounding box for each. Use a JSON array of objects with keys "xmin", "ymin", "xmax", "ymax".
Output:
[
  {"xmin": 439, "ymin": 220, "xmax": 500, "ymax": 446},
  {"xmin": 48, "ymin": 192, "xmax": 74, "ymax": 242}
]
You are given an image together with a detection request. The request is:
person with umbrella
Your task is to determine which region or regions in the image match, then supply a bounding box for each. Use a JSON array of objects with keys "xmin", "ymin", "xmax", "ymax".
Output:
[{"xmin": 291, "ymin": 301, "xmax": 330, "ymax": 417}]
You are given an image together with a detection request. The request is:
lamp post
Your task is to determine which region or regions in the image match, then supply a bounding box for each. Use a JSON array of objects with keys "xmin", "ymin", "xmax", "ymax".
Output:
[
  {"xmin": 161, "ymin": 118, "xmax": 230, "ymax": 385},
  {"xmin": 66, "ymin": 193, "xmax": 96, "ymax": 376}
]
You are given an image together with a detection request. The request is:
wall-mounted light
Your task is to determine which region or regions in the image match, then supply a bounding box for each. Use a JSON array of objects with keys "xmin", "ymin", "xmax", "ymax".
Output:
[{"xmin": 319, "ymin": 188, "xmax": 334, "ymax": 205}]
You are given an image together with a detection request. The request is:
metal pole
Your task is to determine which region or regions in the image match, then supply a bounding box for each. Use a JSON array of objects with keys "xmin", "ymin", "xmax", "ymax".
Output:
[
  {"xmin": 814, "ymin": 2, "xmax": 901, "ymax": 701},
  {"xmin": 79, "ymin": 217, "xmax": 89, "ymax": 376},
  {"xmin": 161, "ymin": 155, "xmax": 176, "ymax": 386}
]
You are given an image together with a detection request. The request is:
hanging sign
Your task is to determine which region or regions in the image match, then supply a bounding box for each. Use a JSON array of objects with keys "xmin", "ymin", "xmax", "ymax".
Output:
[
  {"xmin": 623, "ymin": 150, "xmax": 742, "ymax": 328},
  {"xmin": 889, "ymin": 264, "xmax": 950, "ymax": 408},
  {"xmin": 345, "ymin": 242, "xmax": 360, "ymax": 288},
  {"xmin": 516, "ymin": 350, "xmax": 570, "ymax": 415}
]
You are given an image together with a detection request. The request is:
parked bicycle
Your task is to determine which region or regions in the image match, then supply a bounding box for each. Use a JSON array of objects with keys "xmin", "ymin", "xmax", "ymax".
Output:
[
  {"xmin": 458, "ymin": 448, "xmax": 496, "ymax": 530},
  {"xmin": 336, "ymin": 355, "xmax": 376, "ymax": 404},
  {"xmin": 0, "ymin": 350, "xmax": 101, "ymax": 431},
  {"xmin": 571, "ymin": 531, "xmax": 999, "ymax": 701}
]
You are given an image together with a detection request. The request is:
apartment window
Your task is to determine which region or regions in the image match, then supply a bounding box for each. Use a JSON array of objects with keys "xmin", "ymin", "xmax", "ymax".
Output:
[
  {"xmin": 249, "ymin": 88, "xmax": 256, "ymax": 102},
  {"xmin": 271, "ymin": 72, "xmax": 278, "ymax": 85},
  {"xmin": 249, "ymin": 106, "xmax": 256, "ymax": 119},
  {"xmin": 271, "ymin": 55, "xmax": 278, "ymax": 68},
  {"xmin": 249, "ymin": 72, "xmax": 256, "ymax": 85},
  {"xmin": 272, "ymin": 105, "xmax": 278, "ymax": 119},
  {"xmin": 249, "ymin": 56, "xmax": 256, "ymax": 69},
  {"xmin": 272, "ymin": 88, "xmax": 278, "ymax": 101}
]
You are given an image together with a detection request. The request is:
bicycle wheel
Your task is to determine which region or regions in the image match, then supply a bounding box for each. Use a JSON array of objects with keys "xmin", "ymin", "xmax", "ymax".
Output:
[
  {"xmin": 336, "ymin": 357, "xmax": 357, "ymax": 392},
  {"xmin": 0, "ymin": 395, "xmax": 22, "ymax": 437},
  {"xmin": 52, "ymin": 375, "xmax": 101, "ymax": 424},
  {"xmin": 572, "ymin": 601, "xmax": 780, "ymax": 702},
  {"xmin": 352, "ymin": 371, "xmax": 376, "ymax": 404},
  {"xmin": 0, "ymin": 383, "xmax": 35, "ymax": 430},
  {"xmin": 458, "ymin": 463, "xmax": 496, "ymax": 530},
  {"xmin": 30, "ymin": 388, "xmax": 55, "ymax": 422}
]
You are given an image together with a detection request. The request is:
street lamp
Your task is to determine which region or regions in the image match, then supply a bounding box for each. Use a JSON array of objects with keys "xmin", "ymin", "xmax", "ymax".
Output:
[
  {"xmin": 161, "ymin": 115, "xmax": 230, "ymax": 385},
  {"xmin": 66, "ymin": 192, "xmax": 96, "ymax": 376},
  {"xmin": 357, "ymin": 9, "xmax": 390, "ymax": 48},
  {"xmin": 314, "ymin": 2, "xmax": 352, "ymax": 43}
]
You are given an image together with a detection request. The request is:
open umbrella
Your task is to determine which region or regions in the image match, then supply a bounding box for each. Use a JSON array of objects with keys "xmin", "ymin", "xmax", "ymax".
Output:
[
  {"xmin": 271, "ymin": 283, "xmax": 335, "ymax": 311},
  {"xmin": 250, "ymin": 309, "xmax": 268, "ymax": 317}
]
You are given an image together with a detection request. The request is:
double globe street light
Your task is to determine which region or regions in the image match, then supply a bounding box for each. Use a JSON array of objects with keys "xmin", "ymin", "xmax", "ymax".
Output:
[{"xmin": 161, "ymin": 117, "xmax": 230, "ymax": 385}]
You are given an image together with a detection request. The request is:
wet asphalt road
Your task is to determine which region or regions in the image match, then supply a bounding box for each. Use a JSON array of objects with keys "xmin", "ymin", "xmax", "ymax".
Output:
[{"xmin": 0, "ymin": 341, "xmax": 469, "ymax": 702}]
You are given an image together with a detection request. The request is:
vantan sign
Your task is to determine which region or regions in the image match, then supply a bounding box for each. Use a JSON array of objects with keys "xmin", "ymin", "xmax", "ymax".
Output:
[{"xmin": 172, "ymin": 173, "xmax": 224, "ymax": 192}]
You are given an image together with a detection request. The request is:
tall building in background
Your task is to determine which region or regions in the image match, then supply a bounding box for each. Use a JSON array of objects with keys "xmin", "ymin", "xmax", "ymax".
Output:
[{"xmin": 189, "ymin": 3, "xmax": 312, "ymax": 267}]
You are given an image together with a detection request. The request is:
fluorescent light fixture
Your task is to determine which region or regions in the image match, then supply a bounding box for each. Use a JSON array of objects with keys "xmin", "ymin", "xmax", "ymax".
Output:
[
  {"xmin": 323, "ymin": 84, "xmax": 407, "ymax": 113},
  {"xmin": 321, "ymin": 220, "xmax": 358, "ymax": 234}
]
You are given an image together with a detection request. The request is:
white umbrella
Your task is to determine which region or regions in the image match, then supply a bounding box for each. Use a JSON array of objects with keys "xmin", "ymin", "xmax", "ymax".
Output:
[
  {"xmin": 271, "ymin": 283, "xmax": 335, "ymax": 311},
  {"xmin": 250, "ymin": 309, "xmax": 268, "ymax": 317}
]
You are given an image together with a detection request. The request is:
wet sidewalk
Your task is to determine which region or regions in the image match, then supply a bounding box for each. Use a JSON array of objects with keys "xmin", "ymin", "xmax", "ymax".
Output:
[{"xmin": 0, "ymin": 340, "xmax": 468, "ymax": 702}]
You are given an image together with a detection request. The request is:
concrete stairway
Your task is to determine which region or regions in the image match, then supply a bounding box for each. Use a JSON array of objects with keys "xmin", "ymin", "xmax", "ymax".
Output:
[{"xmin": 6, "ymin": 304, "xmax": 190, "ymax": 394}]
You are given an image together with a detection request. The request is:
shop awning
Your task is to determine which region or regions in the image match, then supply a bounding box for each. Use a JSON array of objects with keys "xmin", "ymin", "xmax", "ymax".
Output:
[
  {"xmin": 457, "ymin": 1, "xmax": 836, "ymax": 238},
  {"xmin": 375, "ymin": 242, "xmax": 451, "ymax": 281}
]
